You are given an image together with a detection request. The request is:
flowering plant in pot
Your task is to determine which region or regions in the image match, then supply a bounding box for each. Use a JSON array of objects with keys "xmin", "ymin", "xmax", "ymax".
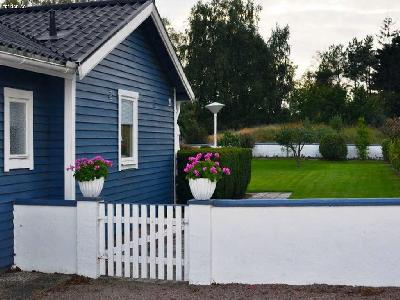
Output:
[
  {"xmin": 184, "ymin": 152, "xmax": 231, "ymax": 200},
  {"xmin": 67, "ymin": 156, "xmax": 112, "ymax": 198}
]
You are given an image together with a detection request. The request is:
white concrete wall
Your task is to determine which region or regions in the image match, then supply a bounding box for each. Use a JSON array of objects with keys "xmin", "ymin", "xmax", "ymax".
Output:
[
  {"xmin": 253, "ymin": 143, "xmax": 383, "ymax": 159},
  {"xmin": 14, "ymin": 205, "xmax": 77, "ymax": 274},
  {"xmin": 189, "ymin": 204, "xmax": 400, "ymax": 286}
]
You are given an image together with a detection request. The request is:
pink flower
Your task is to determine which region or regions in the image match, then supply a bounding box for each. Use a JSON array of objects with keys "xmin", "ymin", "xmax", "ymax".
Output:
[
  {"xmin": 222, "ymin": 167, "xmax": 231, "ymax": 175},
  {"xmin": 215, "ymin": 161, "xmax": 220, "ymax": 166},
  {"xmin": 202, "ymin": 167, "xmax": 207, "ymax": 171},
  {"xmin": 196, "ymin": 153, "xmax": 202, "ymax": 160},
  {"xmin": 94, "ymin": 165, "xmax": 100, "ymax": 170},
  {"xmin": 194, "ymin": 170, "xmax": 200, "ymax": 177},
  {"xmin": 210, "ymin": 167, "xmax": 218, "ymax": 174},
  {"xmin": 214, "ymin": 153, "xmax": 220, "ymax": 159}
]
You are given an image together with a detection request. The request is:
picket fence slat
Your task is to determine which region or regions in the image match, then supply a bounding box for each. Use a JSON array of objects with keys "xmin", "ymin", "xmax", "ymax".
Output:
[
  {"xmin": 140, "ymin": 205, "xmax": 148, "ymax": 278},
  {"xmin": 99, "ymin": 203, "xmax": 188, "ymax": 281},
  {"xmin": 123, "ymin": 204, "xmax": 131, "ymax": 278},
  {"xmin": 149, "ymin": 205, "xmax": 156, "ymax": 279},
  {"xmin": 132, "ymin": 205, "xmax": 139, "ymax": 278},
  {"xmin": 115, "ymin": 204, "xmax": 123, "ymax": 277},
  {"xmin": 157, "ymin": 205, "xmax": 165, "ymax": 280},
  {"xmin": 107, "ymin": 204, "xmax": 114, "ymax": 276},
  {"xmin": 175, "ymin": 206, "xmax": 182, "ymax": 281},
  {"xmin": 99, "ymin": 204, "xmax": 106, "ymax": 275},
  {"xmin": 166, "ymin": 206, "xmax": 173, "ymax": 280}
]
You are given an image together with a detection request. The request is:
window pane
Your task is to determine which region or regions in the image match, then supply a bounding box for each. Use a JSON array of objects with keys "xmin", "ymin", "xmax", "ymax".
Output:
[
  {"xmin": 121, "ymin": 100, "xmax": 133, "ymax": 125},
  {"xmin": 10, "ymin": 102, "xmax": 27, "ymax": 155},
  {"xmin": 121, "ymin": 124, "xmax": 133, "ymax": 158}
]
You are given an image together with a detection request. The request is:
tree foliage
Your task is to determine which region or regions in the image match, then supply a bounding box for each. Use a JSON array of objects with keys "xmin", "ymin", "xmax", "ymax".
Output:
[{"xmin": 275, "ymin": 125, "xmax": 315, "ymax": 167}]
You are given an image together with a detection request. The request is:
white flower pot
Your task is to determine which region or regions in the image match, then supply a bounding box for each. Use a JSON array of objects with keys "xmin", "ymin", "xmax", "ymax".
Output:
[
  {"xmin": 78, "ymin": 177, "xmax": 105, "ymax": 198},
  {"xmin": 189, "ymin": 178, "xmax": 217, "ymax": 200}
]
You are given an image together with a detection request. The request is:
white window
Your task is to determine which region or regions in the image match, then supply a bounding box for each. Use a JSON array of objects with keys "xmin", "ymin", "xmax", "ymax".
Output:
[
  {"xmin": 4, "ymin": 87, "xmax": 34, "ymax": 172},
  {"xmin": 118, "ymin": 89, "xmax": 138, "ymax": 171}
]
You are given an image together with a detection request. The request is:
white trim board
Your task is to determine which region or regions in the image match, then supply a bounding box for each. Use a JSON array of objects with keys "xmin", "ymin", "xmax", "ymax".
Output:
[
  {"xmin": 0, "ymin": 51, "xmax": 76, "ymax": 79},
  {"xmin": 64, "ymin": 76, "xmax": 76, "ymax": 200},
  {"xmin": 77, "ymin": 3, "xmax": 195, "ymax": 101}
]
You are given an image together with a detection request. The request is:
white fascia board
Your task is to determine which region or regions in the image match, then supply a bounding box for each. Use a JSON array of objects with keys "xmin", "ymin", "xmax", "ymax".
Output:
[
  {"xmin": 0, "ymin": 51, "xmax": 76, "ymax": 79},
  {"xmin": 150, "ymin": 9, "xmax": 195, "ymax": 102},
  {"xmin": 78, "ymin": 2, "xmax": 154, "ymax": 79},
  {"xmin": 77, "ymin": 3, "xmax": 195, "ymax": 102}
]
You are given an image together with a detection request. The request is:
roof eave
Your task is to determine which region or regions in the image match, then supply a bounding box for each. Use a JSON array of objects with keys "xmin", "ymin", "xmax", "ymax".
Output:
[{"xmin": 0, "ymin": 50, "xmax": 76, "ymax": 79}]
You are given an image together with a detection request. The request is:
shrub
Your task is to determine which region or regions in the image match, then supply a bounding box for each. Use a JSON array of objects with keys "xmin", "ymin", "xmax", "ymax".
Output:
[
  {"xmin": 329, "ymin": 115, "xmax": 344, "ymax": 132},
  {"xmin": 177, "ymin": 148, "xmax": 252, "ymax": 204},
  {"xmin": 239, "ymin": 133, "xmax": 256, "ymax": 148},
  {"xmin": 219, "ymin": 132, "xmax": 256, "ymax": 148},
  {"xmin": 382, "ymin": 139, "xmax": 391, "ymax": 162},
  {"xmin": 319, "ymin": 134, "xmax": 348, "ymax": 160},
  {"xmin": 275, "ymin": 126, "xmax": 315, "ymax": 167},
  {"xmin": 314, "ymin": 126, "xmax": 336, "ymax": 143},
  {"xmin": 382, "ymin": 118, "xmax": 400, "ymax": 139},
  {"xmin": 355, "ymin": 117, "xmax": 370, "ymax": 160},
  {"xmin": 219, "ymin": 132, "xmax": 241, "ymax": 147},
  {"xmin": 389, "ymin": 139, "xmax": 400, "ymax": 172}
]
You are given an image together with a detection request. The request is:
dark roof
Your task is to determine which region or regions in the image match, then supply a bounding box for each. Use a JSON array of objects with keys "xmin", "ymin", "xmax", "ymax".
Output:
[{"xmin": 0, "ymin": 0, "xmax": 152, "ymax": 64}]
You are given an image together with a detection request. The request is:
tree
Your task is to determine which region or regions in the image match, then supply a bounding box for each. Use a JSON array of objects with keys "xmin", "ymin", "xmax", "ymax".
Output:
[
  {"xmin": 355, "ymin": 117, "xmax": 370, "ymax": 160},
  {"xmin": 181, "ymin": 0, "xmax": 294, "ymax": 131},
  {"xmin": 275, "ymin": 125, "xmax": 315, "ymax": 167},
  {"xmin": 377, "ymin": 17, "xmax": 399, "ymax": 46},
  {"xmin": 289, "ymin": 77, "xmax": 347, "ymax": 123},
  {"xmin": 344, "ymin": 36, "xmax": 376, "ymax": 92},
  {"xmin": 162, "ymin": 18, "xmax": 186, "ymax": 63},
  {"xmin": 267, "ymin": 24, "xmax": 296, "ymax": 120},
  {"xmin": 315, "ymin": 44, "xmax": 346, "ymax": 86},
  {"xmin": 374, "ymin": 36, "xmax": 400, "ymax": 116}
]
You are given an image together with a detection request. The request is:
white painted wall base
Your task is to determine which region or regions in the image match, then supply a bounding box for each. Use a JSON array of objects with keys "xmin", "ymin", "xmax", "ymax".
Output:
[
  {"xmin": 253, "ymin": 143, "xmax": 383, "ymax": 159},
  {"xmin": 14, "ymin": 200, "xmax": 101, "ymax": 278},
  {"xmin": 188, "ymin": 203, "xmax": 400, "ymax": 287},
  {"xmin": 14, "ymin": 205, "xmax": 77, "ymax": 274}
]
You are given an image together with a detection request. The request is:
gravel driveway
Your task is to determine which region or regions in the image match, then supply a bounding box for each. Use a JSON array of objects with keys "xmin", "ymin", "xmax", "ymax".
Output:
[{"xmin": 1, "ymin": 271, "xmax": 400, "ymax": 300}]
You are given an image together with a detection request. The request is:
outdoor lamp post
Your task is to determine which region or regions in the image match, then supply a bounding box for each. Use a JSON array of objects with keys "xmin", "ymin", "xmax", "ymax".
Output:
[{"xmin": 205, "ymin": 102, "xmax": 225, "ymax": 148}]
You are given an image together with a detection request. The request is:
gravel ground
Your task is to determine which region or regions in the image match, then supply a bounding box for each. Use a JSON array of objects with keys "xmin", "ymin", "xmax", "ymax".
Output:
[{"xmin": 1, "ymin": 271, "xmax": 400, "ymax": 300}]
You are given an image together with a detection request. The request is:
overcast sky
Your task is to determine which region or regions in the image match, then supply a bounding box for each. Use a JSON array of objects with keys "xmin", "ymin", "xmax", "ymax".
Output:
[{"xmin": 156, "ymin": 0, "xmax": 400, "ymax": 77}]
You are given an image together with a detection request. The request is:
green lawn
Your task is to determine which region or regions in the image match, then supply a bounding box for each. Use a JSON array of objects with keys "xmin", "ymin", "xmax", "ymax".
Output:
[{"xmin": 248, "ymin": 159, "xmax": 400, "ymax": 199}]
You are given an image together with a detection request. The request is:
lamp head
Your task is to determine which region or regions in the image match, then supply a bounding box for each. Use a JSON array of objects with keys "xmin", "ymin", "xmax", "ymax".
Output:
[{"xmin": 205, "ymin": 102, "xmax": 225, "ymax": 114}]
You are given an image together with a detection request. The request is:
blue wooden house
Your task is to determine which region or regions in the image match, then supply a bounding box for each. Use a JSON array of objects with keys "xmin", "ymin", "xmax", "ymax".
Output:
[{"xmin": 0, "ymin": 0, "xmax": 194, "ymax": 203}]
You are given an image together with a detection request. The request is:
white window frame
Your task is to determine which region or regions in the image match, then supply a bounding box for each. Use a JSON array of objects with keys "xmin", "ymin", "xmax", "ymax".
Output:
[
  {"xmin": 118, "ymin": 89, "xmax": 139, "ymax": 171},
  {"xmin": 4, "ymin": 87, "xmax": 34, "ymax": 172}
]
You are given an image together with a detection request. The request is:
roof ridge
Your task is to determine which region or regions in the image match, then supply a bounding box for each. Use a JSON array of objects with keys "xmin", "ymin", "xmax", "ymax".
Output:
[{"xmin": 0, "ymin": 0, "xmax": 151, "ymax": 14}]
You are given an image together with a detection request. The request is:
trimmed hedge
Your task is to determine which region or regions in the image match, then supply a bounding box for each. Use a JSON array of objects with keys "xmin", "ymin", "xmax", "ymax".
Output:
[
  {"xmin": 177, "ymin": 147, "xmax": 252, "ymax": 204},
  {"xmin": 382, "ymin": 139, "xmax": 391, "ymax": 162},
  {"xmin": 319, "ymin": 134, "xmax": 348, "ymax": 160},
  {"xmin": 389, "ymin": 139, "xmax": 400, "ymax": 172}
]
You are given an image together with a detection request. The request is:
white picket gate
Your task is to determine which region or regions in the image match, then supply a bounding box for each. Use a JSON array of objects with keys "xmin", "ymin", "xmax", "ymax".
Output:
[{"xmin": 98, "ymin": 203, "xmax": 189, "ymax": 281}]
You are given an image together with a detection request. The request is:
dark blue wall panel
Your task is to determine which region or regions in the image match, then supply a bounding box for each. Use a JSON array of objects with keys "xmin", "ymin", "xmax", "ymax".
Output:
[
  {"xmin": 0, "ymin": 66, "xmax": 64, "ymax": 201},
  {"xmin": 0, "ymin": 199, "xmax": 13, "ymax": 271},
  {"xmin": 76, "ymin": 25, "xmax": 175, "ymax": 203}
]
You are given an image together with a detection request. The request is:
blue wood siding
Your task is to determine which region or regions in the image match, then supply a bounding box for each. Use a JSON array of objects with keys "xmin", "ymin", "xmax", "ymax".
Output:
[
  {"xmin": 0, "ymin": 66, "xmax": 64, "ymax": 201},
  {"xmin": 0, "ymin": 199, "xmax": 13, "ymax": 271},
  {"xmin": 76, "ymin": 25, "xmax": 175, "ymax": 203}
]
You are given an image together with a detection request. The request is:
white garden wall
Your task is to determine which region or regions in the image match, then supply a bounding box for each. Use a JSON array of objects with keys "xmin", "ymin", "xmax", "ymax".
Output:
[
  {"xmin": 189, "ymin": 200, "xmax": 400, "ymax": 286},
  {"xmin": 14, "ymin": 204, "xmax": 77, "ymax": 274},
  {"xmin": 253, "ymin": 143, "xmax": 383, "ymax": 159}
]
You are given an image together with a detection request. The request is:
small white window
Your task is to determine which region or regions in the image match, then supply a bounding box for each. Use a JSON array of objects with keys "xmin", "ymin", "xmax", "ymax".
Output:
[
  {"xmin": 118, "ymin": 89, "xmax": 138, "ymax": 171},
  {"xmin": 4, "ymin": 87, "xmax": 34, "ymax": 172}
]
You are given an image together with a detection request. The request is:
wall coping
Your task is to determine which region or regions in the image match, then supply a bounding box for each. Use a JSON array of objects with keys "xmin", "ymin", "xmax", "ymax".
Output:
[
  {"xmin": 15, "ymin": 199, "xmax": 77, "ymax": 207},
  {"xmin": 189, "ymin": 198, "xmax": 400, "ymax": 207}
]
